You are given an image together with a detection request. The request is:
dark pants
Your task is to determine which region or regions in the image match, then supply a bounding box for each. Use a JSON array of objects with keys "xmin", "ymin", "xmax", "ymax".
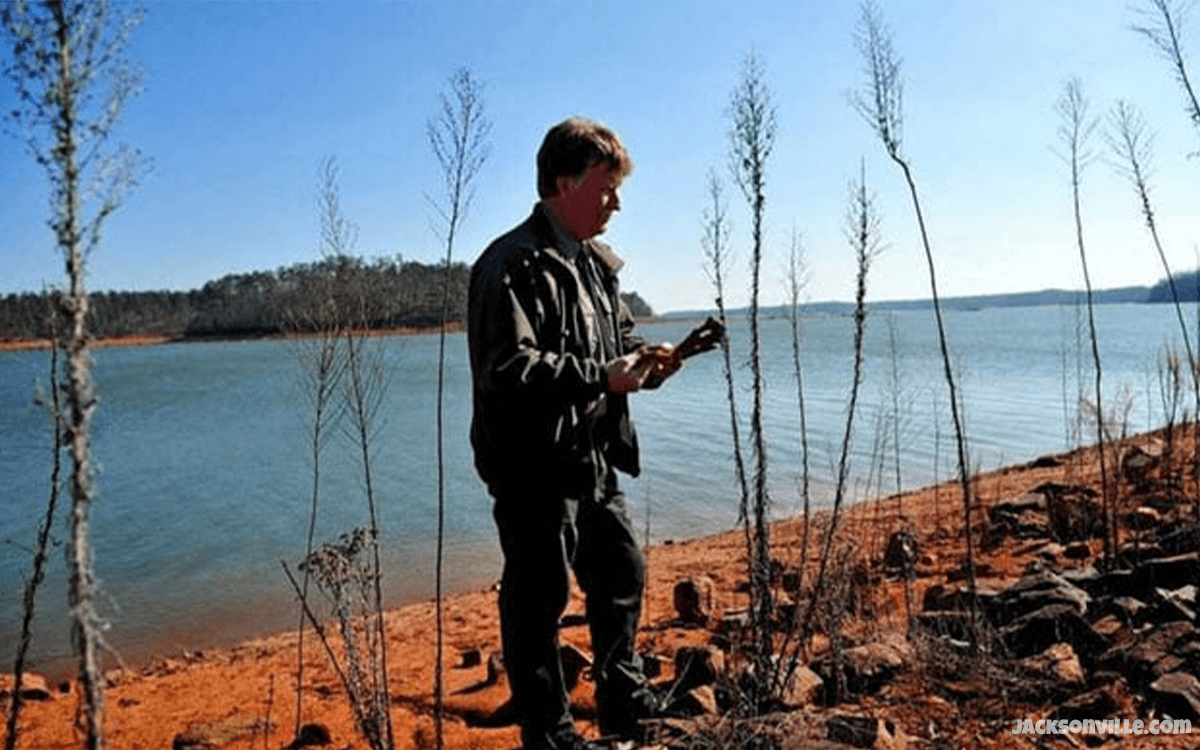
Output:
[{"xmin": 491, "ymin": 470, "xmax": 646, "ymax": 743}]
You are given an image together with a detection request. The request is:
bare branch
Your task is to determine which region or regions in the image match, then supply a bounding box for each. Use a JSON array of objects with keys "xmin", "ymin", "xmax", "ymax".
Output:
[
  {"xmin": 1132, "ymin": 0, "xmax": 1200, "ymax": 139},
  {"xmin": 851, "ymin": 0, "xmax": 904, "ymax": 159}
]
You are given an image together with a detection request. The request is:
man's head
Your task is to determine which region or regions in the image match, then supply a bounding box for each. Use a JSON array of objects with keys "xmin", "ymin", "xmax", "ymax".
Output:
[{"xmin": 538, "ymin": 117, "xmax": 633, "ymax": 241}]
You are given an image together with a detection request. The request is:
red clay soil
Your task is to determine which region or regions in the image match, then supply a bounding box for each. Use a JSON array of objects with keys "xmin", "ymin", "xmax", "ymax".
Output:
[{"xmin": 3, "ymin": 426, "xmax": 1199, "ymax": 749}]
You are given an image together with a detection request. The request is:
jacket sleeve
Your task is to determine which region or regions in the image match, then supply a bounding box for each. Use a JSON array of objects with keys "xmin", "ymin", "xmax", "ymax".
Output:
[
  {"xmin": 469, "ymin": 246, "xmax": 607, "ymax": 402},
  {"xmin": 616, "ymin": 292, "xmax": 646, "ymax": 355}
]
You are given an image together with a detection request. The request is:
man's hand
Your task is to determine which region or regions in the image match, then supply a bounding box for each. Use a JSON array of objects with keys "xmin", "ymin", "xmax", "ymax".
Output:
[
  {"xmin": 638, "ymin": 343, "xmax": 682, "ymax": 390},
  {"xmin": 605, "ymin": 344, "xmax": 682, "ymax": 393},
  {"xmin": 605, "ymin": 351, "xmax": 648, "ymax": 393}
]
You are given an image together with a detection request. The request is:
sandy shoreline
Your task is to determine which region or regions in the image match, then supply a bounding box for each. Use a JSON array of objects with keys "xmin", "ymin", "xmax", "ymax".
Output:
[{"xmin": 6, "ymin": 426, "xmax": 1195, "ymax": 749}]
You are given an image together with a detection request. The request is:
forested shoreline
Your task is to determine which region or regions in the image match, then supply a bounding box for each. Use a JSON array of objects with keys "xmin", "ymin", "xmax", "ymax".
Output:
[{"xmin": 0, "ymin": 254, "xmax": 657, "ymax": 343}]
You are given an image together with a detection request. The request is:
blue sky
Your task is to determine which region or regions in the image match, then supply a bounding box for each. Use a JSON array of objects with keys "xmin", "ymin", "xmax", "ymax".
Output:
[{"xmin": 2, "ymin": 0, "xmax": 1199, "ymax": 313}]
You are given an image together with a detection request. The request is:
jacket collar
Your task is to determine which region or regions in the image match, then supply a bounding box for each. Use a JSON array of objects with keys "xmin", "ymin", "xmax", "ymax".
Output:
[{"xmin": 533, "ymin": 202, "xmax": 625, "ymax": 276}]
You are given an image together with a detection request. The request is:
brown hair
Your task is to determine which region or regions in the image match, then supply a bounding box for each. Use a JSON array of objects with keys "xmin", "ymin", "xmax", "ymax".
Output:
[{"xmin": 536, "ymin": 117, "xmax": 633, "ymax": 198}]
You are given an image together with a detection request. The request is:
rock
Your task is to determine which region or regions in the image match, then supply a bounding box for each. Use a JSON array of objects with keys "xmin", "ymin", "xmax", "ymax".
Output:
[
  {"xmin": 1131, "ymin": 552, "xmax": 1200, "ymax": 593},
  {"xmin": 673, "ymin": 575, "xmax": 718, "ymax": 626},
  {"xmin": 998, "ymin": 603, "xmax": 1108, "ymax": 662},
  {"xmin": 883, "ymin": 530, "xmax": 919, "ymax": 573},
  {"xmin": 989, "ymin": 493, "xmax": 1047, "ymax": 520},
  {"xmin": 1126, "ymin": 506, "xmax": 1164, "ymax": 531},
  {"xmin": 1050, "ymin": 678, "xmax": 1136, "ymax": 722},
  {"xmin": 780, "ymin": 569, "xmax": 803, "ymax": 591},
  {"xmin": 1029, "ymin": 455, "xmax": 1063, "ymax": 469},
  {"xmin": 1037, "ymin": 482, "xmax": 1105, "ymax": 541},
  {"xmin": 175, "ymin": 717, "xmax": 275, "ymax": 750},
  {"xmin": 1104, "ymin": 621, "xmax": 1197, "ymax": 687},
  {"xmin": 1036, "ymin": 542, "xmax": 1066, "ymax": 560},
  {"xmin": 641, "ymin": 651, "xmax": 664, "ymax": 679},
  {"xmin": 1013, "ymin": 511, "xmax": 1053, "ymax": 539},
  {"xmin": 1155, "ymin": 525, "xmax": 1200, "ymax": 556},
  {"xmin": 778, "ymin": 664, "xmax": 824, "ymax": 709},
  {"xmin": 173, "ymin": 733, "xmax": 216, "ymax": 750},
  {"xmin": 1104, "ymin": 596, "xmax": 1149, "ymax": 625},
  {"xmin": 286, "ymin": 723, "xmax": 331, "ymax": 749},
  {"xmin": 1090, "ymin": 614, "xmax": 1127, "ymax": 639},
  {"xmin": 1064, "ymin": 541, "xmax": 1092, "ymax": 559},
  {"xmin": 1148, "ymin": 585, "xmax": 1198, "ymax": 623},
  {"xmin": 826, "ymin": 715, "xmax": 900, "ymax": 750},
  {"xmin": 1019, "ymin": 642, "xmax": 1084, "ymax": 686},
  {"xmin": 812, "ymin": 632, "xmax": 912, "ymax": 698},
  {"xmin": 458, "ymin": 648, "xmax": 482, "ymax": 668},
  {"xmin": 673, "ymin": 645, "xmax": 725, "ymax": 692},
  {"xmin": 921, "ymin": 581, "xmax": 1001, "ymax": 615},
  {"xmin": 714, "ymin": 609, "xmax": 751, "ymax": 642},
  {"xmin": 939, "ymin": 679, "xmax": 991, "ymax": 700},
  {"xmin": 1122, "ymin": 445, "xmax": 1161, "ymax": 491},
  {"xmin": 0, "ymin": 672, "xmax": 52, "ymax": 701},
  {"xmin": 989, "ymin": 570, "xmax": 1091, "ymax": 626},
  {"xmin": 946, "ymin": 561, "xmax": 997, "ymax": 582},
  {"xmin": 1149, "ymin": 672, "xmax": 1200, "ymax": 720},
  {"xmin": 1121, "ymin": 540, "xmax": 1167, "ymax": 568},
  {"xmin": 1060, "ymin": 565, "xmax": 1103, "ymax": 593},
  {"xmin": 104, "ymin": 668, "xmax": 135, "ymax": 688},
  {"xmin": 773, "ymin": 594, "xmax": 800, "ymax": 629},
  {"xmin": 1089, "ymin": 568, "xmax": 1136, "ymax": 599},
  {"xmin": 990, "ymin": 494, "xmax": 1054, "ymax": 542},
  {"xmin": 669, "ymin": 685, "xmax": 719, "ymax": 717},
  {"xmin": 1146, "ymin": 493, "xmax": 1187, "ymax": 511}
]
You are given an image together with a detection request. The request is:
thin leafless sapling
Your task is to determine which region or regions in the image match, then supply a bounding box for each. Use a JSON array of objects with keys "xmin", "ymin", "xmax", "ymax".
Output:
[
  {"xmin": 426, "ymin": 65, "xmax": 490, "ymax": 750},
  {"xmin": 851, "ymin": 0, "xmax": 978, "ymax": 640},
  {"xmin": 700, "ymin": 169, "xmax": 751, "ymax": 554},
  {"xmin": 2, "ymin": 2, "xmax": 150, "ymax": 746},
  {"xmin": 800, "ymin": 162, "xmax": 881, "ymax": 660},
  {"xmin": 6, "ymin": 303, "xmax": 65, "ymax": 750},
  {"xmin": 1055, "ymin": 78, "xmax": 1117, "ymax": 563}
]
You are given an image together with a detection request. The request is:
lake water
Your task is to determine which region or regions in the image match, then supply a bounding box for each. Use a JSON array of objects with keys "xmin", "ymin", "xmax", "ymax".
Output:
[{"xmin": 0, "ymin": 302, "xmax": 1192, "ymax": 675}]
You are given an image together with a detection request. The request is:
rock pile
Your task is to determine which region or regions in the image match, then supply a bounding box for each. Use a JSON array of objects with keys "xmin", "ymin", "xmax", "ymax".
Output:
[{"xmin": 919, "ymin": 466, "xmax": 1200, "ymax": 726}]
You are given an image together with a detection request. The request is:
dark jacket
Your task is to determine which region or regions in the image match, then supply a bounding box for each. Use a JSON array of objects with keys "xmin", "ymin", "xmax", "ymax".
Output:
[{"xmin": 468, "ymin": 203, "xmax": 644, "ymax": 498}]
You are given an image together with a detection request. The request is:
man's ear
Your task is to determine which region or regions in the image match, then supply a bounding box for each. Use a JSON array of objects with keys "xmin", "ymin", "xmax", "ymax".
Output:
[{"xmin": 554, "ymin": 175, "xmax": 572, "ymax": 197}]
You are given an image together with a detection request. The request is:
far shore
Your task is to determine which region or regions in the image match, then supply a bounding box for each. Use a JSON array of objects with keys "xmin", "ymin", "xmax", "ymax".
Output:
[
  {"xmin": 0, "ymin": 322, "xmax": 469, "ymax": 353},
  {"xmin": 0, "ymin": 316, "xmax": 684, "ymax": 354}
]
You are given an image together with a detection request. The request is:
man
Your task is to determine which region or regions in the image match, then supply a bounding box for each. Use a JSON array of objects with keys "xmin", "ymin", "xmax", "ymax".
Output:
[{"xmin": 467, "ymin": 117, "xmax": 680, "ymax": 750}]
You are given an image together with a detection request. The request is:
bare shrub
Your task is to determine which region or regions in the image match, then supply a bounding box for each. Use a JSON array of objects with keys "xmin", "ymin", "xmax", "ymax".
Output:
[
  {"xmin": 296, "ymin": 528, "xmax": 392, "ymax": 750},
  {"xmin": 727, "ymin": 49, "xmax": 778, "ymax": 715}
]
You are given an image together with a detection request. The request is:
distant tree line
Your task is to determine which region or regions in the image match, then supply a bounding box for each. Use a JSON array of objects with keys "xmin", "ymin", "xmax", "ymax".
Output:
[
  {"xmin": 1148, "ymin": 269, "xmax": 1200, "ymax": 303},
  {"xmin": 0, "ymin": 254, "xmax": 656, "ymax": 342}
]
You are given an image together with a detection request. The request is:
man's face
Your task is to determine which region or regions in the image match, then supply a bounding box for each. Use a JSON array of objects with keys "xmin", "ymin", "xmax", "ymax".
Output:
[{"xmin": 554, "ymin": 162, "xmax": 623, "ymax": 241}]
